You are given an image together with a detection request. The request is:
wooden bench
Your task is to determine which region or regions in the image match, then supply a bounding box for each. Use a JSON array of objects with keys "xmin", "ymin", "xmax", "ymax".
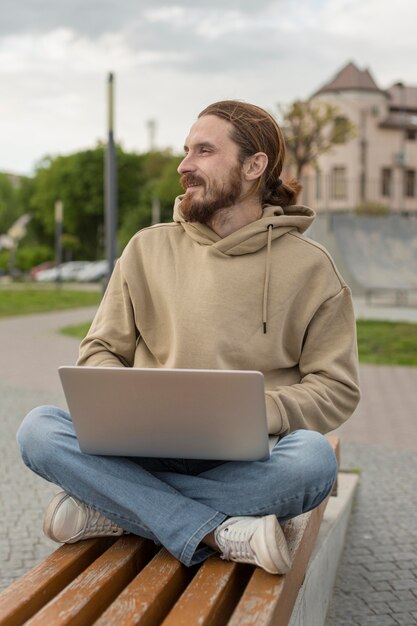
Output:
[{"xmin": 0, "ymin": 437, "xmax": 340, "ymax": 626}]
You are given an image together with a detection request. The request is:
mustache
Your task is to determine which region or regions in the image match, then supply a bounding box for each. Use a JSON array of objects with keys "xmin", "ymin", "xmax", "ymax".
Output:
[{"xmin": 180, "ymin": 174, "xmax": 205, "ymax": 191}]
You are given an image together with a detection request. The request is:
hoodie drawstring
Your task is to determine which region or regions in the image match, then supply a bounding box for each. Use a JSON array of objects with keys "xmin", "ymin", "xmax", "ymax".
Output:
[{"xmin": 263, "ymin": 224, "xmax": 273, "ymax": 334}]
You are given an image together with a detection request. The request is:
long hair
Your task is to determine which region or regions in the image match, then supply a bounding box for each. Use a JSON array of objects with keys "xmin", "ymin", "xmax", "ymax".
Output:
[{"xmin": 198, "ymin": 100, "xmax": 301, "ymax": 207}]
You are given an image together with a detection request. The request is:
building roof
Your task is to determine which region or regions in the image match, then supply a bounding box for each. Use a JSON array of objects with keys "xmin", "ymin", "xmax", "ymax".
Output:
[
  {"xmin": 387, "ymin": 83, "xmax": 417, "ymax": 113},
  {"xmin": 314, "ymin": 61, "xmax": 384, "ymax": 96}
]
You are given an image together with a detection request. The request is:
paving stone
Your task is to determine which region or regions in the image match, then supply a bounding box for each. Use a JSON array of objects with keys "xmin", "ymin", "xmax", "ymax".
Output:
[
  {"xmin": 393, "ymin": 614, "xmax": 416, "ymax": 626},
  {"xmin": 367, "ymin": 601, "xmax": 392, "ymax": 614},
  {"xmin": 388, "ymin": 600, "xmax": 417, "ymax": 613},
  {"xmin": 391, "ymin": 579, "xmax": 417, "ymax": 591},
  {"xmin": 357, "ymin": 615, "xmax": 397, "ymax": 625},
  {"xmin": 372, "ymin": 581, "xmax": 395, "ymax": 592},
  {"xmin": 364, "ymin": 560, "xmax": 399, "ymax": 572},
  {"xmin": 394, "ymin": 590, "xmax": 417, "ymax": 601},
  {"xmin": 326, "ymin": 443, "xmax": 417, "ymax": 626},
  {"xmin": 363, "ymin": 570, "xmax": 396, "ymax": 582}
]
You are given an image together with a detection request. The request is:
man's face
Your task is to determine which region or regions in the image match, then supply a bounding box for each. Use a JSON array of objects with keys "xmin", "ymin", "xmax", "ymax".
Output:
[{"xmin": 177, "ymin": 115, "xmax": 244, "ymax": 224}]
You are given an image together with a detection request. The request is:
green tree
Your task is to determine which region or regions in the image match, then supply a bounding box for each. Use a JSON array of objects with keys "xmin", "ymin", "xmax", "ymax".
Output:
[
  {"xmin": 279, "ymin": 100, "xmax": 356, "ymax": 178},
  {"xmin": 153, "ymin": 156, "xmax": 183, "ymax": 223},
  {"xmin": 0, "ymin": 174, "xmax": 24, "ymax": 234},
  {"xmin": 12, "ymin": 146, "xmax": 184, "ymax": 263},
  {"xmin": 118, "ymin": 152, "xmax": 183, "ymax": 249},
  {"xmin": 30, "ymin": 145, "xmax": 146, "ymax": 260}
]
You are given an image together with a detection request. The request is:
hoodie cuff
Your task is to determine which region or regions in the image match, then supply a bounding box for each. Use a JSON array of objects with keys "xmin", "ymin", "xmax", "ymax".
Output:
[{"xmin": 265, "ymin": 393, "xmax": 283, "ymax": 435}]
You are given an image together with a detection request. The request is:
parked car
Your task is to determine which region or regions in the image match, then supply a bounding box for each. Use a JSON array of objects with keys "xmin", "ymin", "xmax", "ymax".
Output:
[
  {"xmin": 30, "ymin": 261, "xmax": 56, "ymax": 280},
  {"xmin": 58, "ymin": 262, "xmax": 91, "ymax": 281},
  {"xmin": 35, "ymin": 261, "xmax": 90, "ymax": 282},
  {"xmin": 35, "ymin": 266, "xmax": 61, "ymax": 282},
  {"xmin": 76, "ymin": 260, "xmax": 109, "ymax": 282}
]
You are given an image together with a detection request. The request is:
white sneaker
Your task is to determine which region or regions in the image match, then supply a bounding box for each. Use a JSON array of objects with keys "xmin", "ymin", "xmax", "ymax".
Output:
[
  {"xmin": 214, "ymin": 515, "xmax": 291, "ymax": 575},
  {"xmin": 43, "ymin": 491, "xmax": 125, "ymax": 544}
]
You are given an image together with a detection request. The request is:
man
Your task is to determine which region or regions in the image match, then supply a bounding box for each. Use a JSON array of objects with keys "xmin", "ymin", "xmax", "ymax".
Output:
[{"xmin": 17, "ymin": 100, "xmax": 360, "ymax": 575}]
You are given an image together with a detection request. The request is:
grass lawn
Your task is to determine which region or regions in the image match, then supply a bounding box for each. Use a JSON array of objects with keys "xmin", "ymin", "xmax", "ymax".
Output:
[
  {"xmin": 61, "ymin": 321, "xmax": 92, "ymax": 338},
  {"xmin": 59, "ymin": 319, "xmax": 417, "ymax": 367},
  {"xmin": 356, "ymin": 320, "xmax": 417, "ymax": 366},
  {"xmin": 0, "ymin": 288, "xmax": 101, "ymax": 317}
]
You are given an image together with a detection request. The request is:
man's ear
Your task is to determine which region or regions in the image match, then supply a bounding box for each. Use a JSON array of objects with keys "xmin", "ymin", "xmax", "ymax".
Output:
[{"xmin": 242, "ymin": 152, "xmax": 268, "ymax": 181}]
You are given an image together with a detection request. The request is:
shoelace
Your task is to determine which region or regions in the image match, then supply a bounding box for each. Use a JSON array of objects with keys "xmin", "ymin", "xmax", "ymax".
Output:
[
  {"xmin": 219, "ymin": 525, "xmax": 254, "ymax": 561},
  {"xmin": 84, "ymin": 505, "xmax": 121, "ymax": 536}
]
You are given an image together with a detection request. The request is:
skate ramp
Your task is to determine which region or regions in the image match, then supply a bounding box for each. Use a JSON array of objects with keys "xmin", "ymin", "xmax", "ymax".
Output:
[{"xmin": 308, "ymin": 214, "xmax": 417, "ymax": 295}]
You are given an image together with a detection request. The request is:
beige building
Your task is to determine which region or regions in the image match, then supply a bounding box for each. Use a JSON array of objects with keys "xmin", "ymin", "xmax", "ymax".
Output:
[{"xmin": 299, "ymin": 62, "xmax": 417, "ymax": 213}]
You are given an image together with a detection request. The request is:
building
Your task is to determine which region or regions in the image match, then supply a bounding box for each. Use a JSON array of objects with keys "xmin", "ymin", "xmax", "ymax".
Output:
[{"xmin": 300, "ymin": 62, "xmax": 417, "ymax": 213}]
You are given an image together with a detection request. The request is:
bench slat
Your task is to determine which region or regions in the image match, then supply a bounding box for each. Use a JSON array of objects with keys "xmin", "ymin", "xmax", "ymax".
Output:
[
  {"xmin": 161, "ymin": 557, "xmax": 252, "ymax": 626},
  {"xmin": 25, "ymin": 536, "xmax": 153, "ymax": 626},
  {"xmin": 0, "ymin": 538, "xmax": 113, "ymax": 626},
  {"xmin": 93, "ymin": 548, "xmax": 193, "ymax": 626}
]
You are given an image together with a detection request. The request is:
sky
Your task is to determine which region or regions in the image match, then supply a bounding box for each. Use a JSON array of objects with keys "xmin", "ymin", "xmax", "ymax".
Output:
[{"xmin": 1, "ymin": 0, "xmax": 417, "ymax": 176}]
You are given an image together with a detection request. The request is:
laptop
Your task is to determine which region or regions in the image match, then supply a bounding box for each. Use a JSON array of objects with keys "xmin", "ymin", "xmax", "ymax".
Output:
[{"xmin": 58, "ymin": 366, "xmax": 277, "ymax": 461}]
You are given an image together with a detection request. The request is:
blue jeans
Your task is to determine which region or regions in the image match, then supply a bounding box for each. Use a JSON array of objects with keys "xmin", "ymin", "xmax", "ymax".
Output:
[{"xmin": 17, "ymin": 405, "xmax": 337, "ymax": 566}]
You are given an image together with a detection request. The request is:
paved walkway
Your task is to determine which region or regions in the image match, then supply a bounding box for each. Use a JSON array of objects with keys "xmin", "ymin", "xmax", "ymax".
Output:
[
  {"xmin": 0, "ymin": 305, "xmax": 416, "ymax": 624},
  {"xmin": 0, "ymin": 307, "xmax": 97, "ymax": 588}
]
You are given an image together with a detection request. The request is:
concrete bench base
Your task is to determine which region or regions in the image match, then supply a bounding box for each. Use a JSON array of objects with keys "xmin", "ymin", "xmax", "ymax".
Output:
[{"xmin": 289, "ymin": 471, "xmax": 359, "ymax": 626}]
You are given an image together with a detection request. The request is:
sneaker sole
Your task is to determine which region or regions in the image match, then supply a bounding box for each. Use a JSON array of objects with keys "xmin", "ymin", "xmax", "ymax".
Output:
[
  {"xmin": 43, "ymin": 491, "xmax": 73, "ymax": 543},
  {"xmin": 261, "ymin": 515, "xmax": 291, "ymax": 574}
]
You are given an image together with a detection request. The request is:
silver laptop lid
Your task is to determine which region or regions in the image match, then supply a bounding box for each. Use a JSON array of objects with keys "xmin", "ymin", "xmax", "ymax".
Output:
[{"xmin": 58, "ymin": 366, "xmax": 270, "ymax": 461}]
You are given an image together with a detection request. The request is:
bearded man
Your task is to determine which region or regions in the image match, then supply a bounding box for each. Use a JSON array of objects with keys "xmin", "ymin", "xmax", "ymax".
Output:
[{"xmin": 17, "ymin": 100, "xmax": 360, "ymax": 575}]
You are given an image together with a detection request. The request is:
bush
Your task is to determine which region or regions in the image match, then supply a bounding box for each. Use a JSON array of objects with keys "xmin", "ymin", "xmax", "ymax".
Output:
[
  {"xmin": 354, "ymin": 201, "xmax": 390, "ymax": 216},
  {"xmin": 0, "ymin": 249, "xmax": 10, "ymax": 272},
  {"xmin": 15, "ymin": 245, "xmax": 54, "ymax": 271}
]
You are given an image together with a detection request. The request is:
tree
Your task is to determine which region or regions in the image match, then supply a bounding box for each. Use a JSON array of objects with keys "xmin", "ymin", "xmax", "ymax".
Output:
[
  {"xmin": 279, "ymin": 100, "xmax": 356, "ymax": 178},
  {"xmin": 30, "ymin": 145, "xmax": 147, "ymax": 259},
  {"xmin": 0, "ymin": 174, "xmax": 25, "ymax": 234},
  {"xmin": 118, "ymin": 152, "xmax": 183, "ymax": 250}
]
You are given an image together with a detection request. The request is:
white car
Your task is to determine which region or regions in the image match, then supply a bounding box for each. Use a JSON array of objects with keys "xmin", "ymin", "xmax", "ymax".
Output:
[
  {"xmin": 76, "ymin": 260, "xmax": 110, "ymax": 282},
  {"xmin": 35, "ymin": 266, "xmax": 61, "ymax": 282},
  {"xmin": 58, "ymin": 262, "xmax": 91, "ymax": 281},
  {"xmin": 35, "ymin": 261, "xmax": 90, "ymax": 282}
]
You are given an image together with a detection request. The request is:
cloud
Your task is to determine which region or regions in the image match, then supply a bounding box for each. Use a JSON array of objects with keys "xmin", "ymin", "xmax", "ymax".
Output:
[
  {"xmin": 0, "ymin": 0, "xmax": 278, "ymax": 37},
  {"xmin": 1, "ymin": 0, "xmax": 417, "ymax": 174}
]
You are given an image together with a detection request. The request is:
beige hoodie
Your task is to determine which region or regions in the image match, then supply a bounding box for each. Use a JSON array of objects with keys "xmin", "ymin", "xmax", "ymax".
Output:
[{"xmin": 78, "ymin": 199, "xmax": 360, "ymax": 436}]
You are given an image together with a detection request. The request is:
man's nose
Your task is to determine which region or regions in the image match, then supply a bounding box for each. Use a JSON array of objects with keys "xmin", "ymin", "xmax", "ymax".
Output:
[{"xmin": 177, "ymin": 153, "xmax": 195, "ymax": 175}]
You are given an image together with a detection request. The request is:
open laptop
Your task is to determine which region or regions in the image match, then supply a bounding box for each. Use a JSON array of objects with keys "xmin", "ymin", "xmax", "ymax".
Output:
[{"xmin": 58, "ymin": 366, "xmax": 277, "ymax": 461}]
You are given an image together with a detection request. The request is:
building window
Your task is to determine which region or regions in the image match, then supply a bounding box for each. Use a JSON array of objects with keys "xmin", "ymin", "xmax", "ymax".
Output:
[
  {"xmin": 330, "ymin": 167, "xmax": 347, "ymax": 200},
  {"xmin": 334, "ymin": 115, "xmax": 348, "ymax": 133},
  {"xmin": 406, "ymin": 130, "xmax": 416, "ymax": 141},
  {"xmin": 404, "ymin": 169, "xmax": 416, "ymax": 198},
  {"xmin": 381, "ymin": 168, "xmax": 392, "ymax": 197},
  {"xmin": 315, "ymin": 170, "xmax": 321, "ymax": 200}
]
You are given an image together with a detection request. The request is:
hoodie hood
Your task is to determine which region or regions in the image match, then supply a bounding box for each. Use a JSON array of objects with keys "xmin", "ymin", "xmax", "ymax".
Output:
[
  {"xmin": 173, "ymin": 195, "xmax": 316, "ymax": 333},
  {"xmin": 173, "ymin": 195, "xmax": 315, "ymax": 256}
]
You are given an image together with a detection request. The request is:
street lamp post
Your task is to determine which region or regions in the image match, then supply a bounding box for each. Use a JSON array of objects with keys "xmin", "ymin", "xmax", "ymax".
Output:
[
  {"xmin": 104, "ymin": 72, "xmax": 118, "ymax": 288},
  {"xmin": 54, "ymin": 200, "xmax": 64, "ymax": 285}
]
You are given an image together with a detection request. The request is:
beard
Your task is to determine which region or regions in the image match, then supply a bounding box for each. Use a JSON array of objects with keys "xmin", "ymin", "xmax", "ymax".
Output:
[{"xmin": 180, "ymin": 163, "xmax": 243, "ymax": 224}]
